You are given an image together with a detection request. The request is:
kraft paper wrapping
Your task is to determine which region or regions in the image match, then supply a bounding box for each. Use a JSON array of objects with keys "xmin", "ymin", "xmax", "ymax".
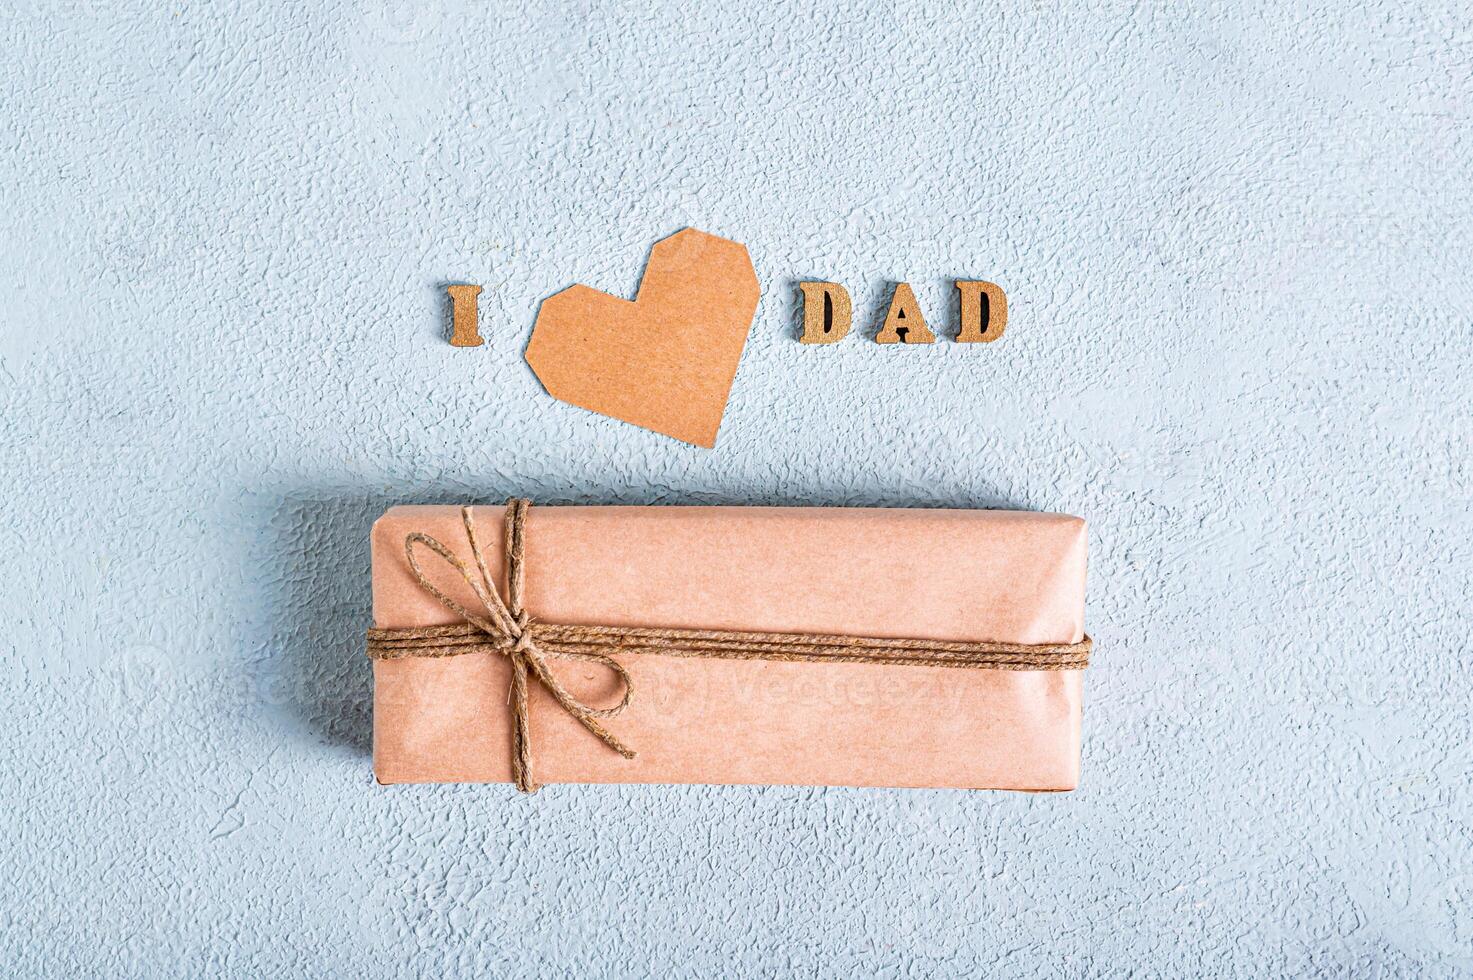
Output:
[{"xmin": 371, "ymin": 505, "xmax": 1088, "ymax": 790}]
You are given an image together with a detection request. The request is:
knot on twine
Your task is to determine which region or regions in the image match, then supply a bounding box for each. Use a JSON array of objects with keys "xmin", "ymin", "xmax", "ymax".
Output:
[
  {"xmin": 368, "ymin": 499, "xmax": 1092, "ymax": 794},
  {"xmin": 371, "ymin": 500, "xmax": 633, "ymax": 792}
]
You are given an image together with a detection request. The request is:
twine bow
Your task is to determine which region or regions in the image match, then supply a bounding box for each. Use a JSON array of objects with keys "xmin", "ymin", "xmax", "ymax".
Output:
[{"xmin": 390, "ymin": 500, "xmax": 633, "ymax": 792}]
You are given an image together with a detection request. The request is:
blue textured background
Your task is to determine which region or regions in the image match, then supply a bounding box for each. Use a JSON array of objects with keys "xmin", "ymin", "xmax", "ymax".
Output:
[{"xmin": 2, "ymin": 1, "xmax": 1470, "ymax": 975}]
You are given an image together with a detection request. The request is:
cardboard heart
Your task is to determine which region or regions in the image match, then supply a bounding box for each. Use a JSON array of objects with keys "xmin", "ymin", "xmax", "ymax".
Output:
[{"xmin": 525, "ymin": 229, "xmax": 760, "ymax": 448}]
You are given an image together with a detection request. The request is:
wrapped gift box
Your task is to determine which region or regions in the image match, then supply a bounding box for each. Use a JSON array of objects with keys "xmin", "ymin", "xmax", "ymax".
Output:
[{"xmin": 370, "ymin": 503, "xmax": 1089, "ymax": 790}]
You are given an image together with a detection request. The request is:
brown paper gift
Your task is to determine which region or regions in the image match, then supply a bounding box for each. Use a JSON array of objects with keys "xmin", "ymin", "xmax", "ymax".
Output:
[{"xmin": 369, "ymin": 502, "xmax": 1090, "ymax": 791}]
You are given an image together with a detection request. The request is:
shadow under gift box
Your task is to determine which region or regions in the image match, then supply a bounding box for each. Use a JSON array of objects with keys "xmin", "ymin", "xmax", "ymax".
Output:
[{"xmin": 371, "ymin": 504, "xmax": 1088, "ymax": 790}]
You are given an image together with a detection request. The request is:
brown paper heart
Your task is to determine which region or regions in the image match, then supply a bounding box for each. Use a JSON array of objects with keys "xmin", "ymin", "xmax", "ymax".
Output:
[{"xmin": 525, "ymin": 228, "xmax": 760, "ymax": 448}]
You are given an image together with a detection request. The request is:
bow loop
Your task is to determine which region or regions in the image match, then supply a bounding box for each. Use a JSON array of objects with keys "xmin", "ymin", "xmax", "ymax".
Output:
[{"xmin": 396, "ymin": 501, "xmax": 635, "ymax": 792}]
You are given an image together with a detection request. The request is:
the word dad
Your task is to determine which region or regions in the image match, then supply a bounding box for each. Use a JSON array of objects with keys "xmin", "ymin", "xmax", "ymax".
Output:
[{"xmin": 799, "ymin": 280, "xmax": 1006, "ymax": 345}]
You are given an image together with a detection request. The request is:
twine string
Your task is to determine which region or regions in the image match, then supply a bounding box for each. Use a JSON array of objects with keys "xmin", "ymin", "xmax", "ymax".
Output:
[{"xmin": 368, "ymin": 499, "xmax": 1092, "ymax": 793}]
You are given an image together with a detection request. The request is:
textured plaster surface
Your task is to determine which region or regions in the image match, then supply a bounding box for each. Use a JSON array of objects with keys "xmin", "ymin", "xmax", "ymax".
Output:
[{"xmin": 1, "ymin": 1, "xmax": 1470, "ymax": 976}]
